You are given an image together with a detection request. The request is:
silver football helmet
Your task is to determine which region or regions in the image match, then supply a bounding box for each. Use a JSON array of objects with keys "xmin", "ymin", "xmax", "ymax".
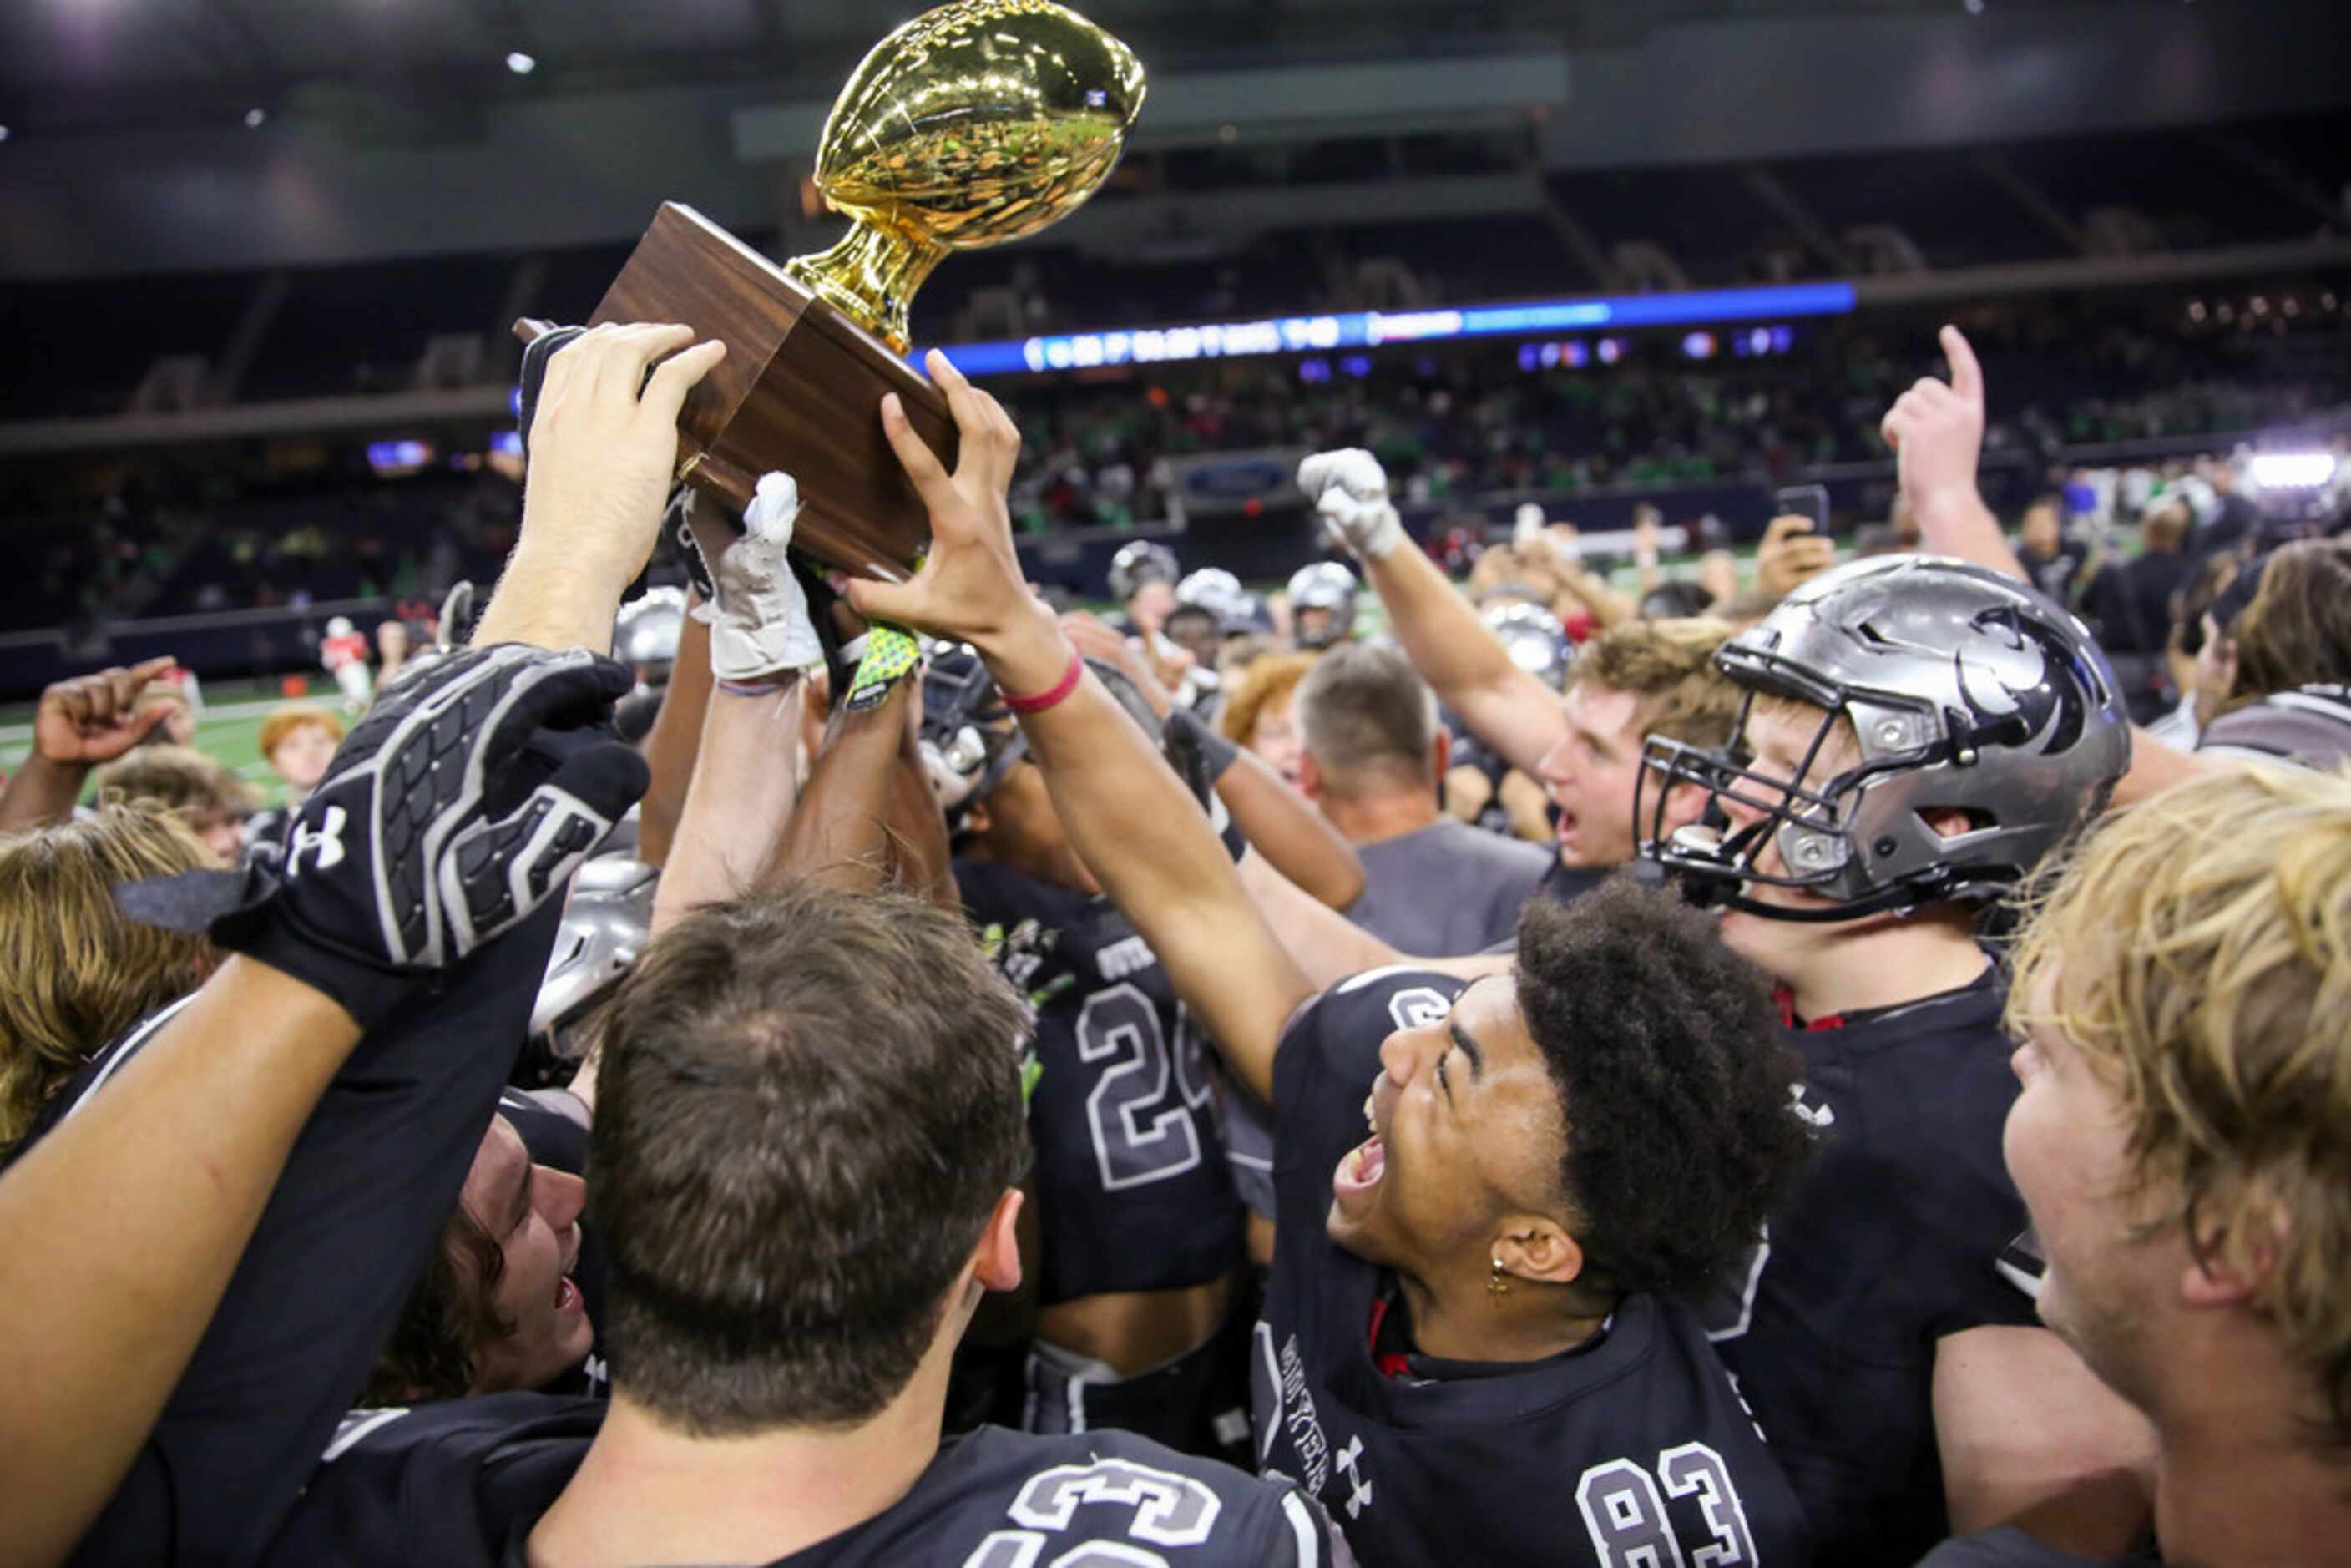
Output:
[
  {"xmin": 1484, "ymin": 600, "xmax": 1574, "ymax": 692},
  {"xmin": 1108, "ymin": 540, "xmax": 1181, "ymax": 604},
  {"xmin": 614, "ymin": 586, "xmax": 687, "ymax": 685},
  {"xmin": 532, "ymin": 856, "xmax": 658, "ymax": 1057},
  {"xmin": 1637, "ymin": 555, "xmax": 2130, "ymax": 920},
  {"xmin": 1287, "ymin": 560, "xmax": 1358, "ymax": 649},
  {"xmin": 1176, "ymin": 567, "xmax": 1246, "ymax": 617}
]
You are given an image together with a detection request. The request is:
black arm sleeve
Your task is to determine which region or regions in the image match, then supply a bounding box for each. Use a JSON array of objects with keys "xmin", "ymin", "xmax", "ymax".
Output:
[{"xmin": 68, "ymin": 902, "xmax": 561, "ymax": 1568}]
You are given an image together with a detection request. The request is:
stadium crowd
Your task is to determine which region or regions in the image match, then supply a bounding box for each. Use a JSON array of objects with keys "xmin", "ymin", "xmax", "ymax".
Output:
[{"xmin": 1, "ymin": 306, "xmax": 2348, "ymax": 1568}]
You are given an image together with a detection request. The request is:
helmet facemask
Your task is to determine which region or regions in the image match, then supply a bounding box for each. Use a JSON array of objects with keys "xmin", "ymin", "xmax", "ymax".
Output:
[{"xmin": 1635, "ymin": 555, "xmax": 2131, "ymax": 924}]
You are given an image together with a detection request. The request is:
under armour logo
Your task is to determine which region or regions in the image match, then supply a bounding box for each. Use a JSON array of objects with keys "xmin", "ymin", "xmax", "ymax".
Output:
[
  {"xmin": 1789, "ymin": 1082, "xmax": 1836, "ymax": 1130},
  {"xmin": 1334, "ymin": 1434, "xmax": 1373, "ymax": 1520},
  {"xmin": 288, "ymin": 805, "xmax": 348, "ymax": 876}
]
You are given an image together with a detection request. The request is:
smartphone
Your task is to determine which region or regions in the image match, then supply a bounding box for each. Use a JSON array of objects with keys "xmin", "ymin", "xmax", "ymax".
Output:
[{"xmin": 1772, "ymin": 483, "xmax": 1830, "ymax": 532}]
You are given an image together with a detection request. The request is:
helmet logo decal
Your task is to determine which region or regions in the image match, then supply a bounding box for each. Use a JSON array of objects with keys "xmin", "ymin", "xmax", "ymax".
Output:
[{"xmin": 1955, "ymin": 606, "xmax": 2080, "ymax": 756}]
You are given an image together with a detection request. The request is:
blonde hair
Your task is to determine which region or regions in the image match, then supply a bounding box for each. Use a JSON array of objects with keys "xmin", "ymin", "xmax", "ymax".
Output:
[
  {"xmin": 1218, "ymin": 651, "xmax": 1317, "ymax": 747},
  {"xmin": 88, "ymin": 745, "xmax": 257, "ymax": 818},
  {"xmin": 0, "ymin": 808, "xmax": 216, "ymax": 1152},
  {"xmin": 1573, "ymin": 617, "xmax": 1742, "ymax": 750},
  {"xmin": 260, "ymin": 703, "xmax": 344, "ymax": 761},
  {"xmin": 2007, "ymin": 762, "xmax": 2351, "ymax": 1445}
]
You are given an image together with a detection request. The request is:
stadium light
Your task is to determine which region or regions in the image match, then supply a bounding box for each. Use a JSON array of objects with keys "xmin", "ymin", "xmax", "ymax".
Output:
[
  {"xmin": 506, "ymin": 52, "xmax": 537, "ymax": 75},
  {"xmin": 929, "ymin": 281, "xmax": 1858, "ymax": 379},
  {"xmin": 2246, "ymin": 453, "xmax": 2338, "ymax": 490},
  {"xmin": 0, "ymin": 125, "xmax": 11, "ymax": 143},
  {"xmin": 244, "ymin": 107, "xmax": 267, "ymax": 129}
]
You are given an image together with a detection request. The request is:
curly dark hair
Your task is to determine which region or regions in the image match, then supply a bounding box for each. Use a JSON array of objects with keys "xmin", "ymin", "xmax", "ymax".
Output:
[{"xmin": 1514, "ymin": 875, "xmax": 1812, "ymax": 1301}]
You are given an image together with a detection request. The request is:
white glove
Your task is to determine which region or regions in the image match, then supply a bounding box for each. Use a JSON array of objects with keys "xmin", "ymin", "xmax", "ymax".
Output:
[
  {"xmin": 1297, "ymin": 448, "xmax": 1404, "ymax": 562},
  {"xmin": 695, "ymin": 472, "xmax": 824, "ymax": 684}
]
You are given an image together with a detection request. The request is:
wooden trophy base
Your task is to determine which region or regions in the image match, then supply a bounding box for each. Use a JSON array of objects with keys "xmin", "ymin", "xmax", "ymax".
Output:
[{"xmin": 516, "ymin": 202, "xmax": 959, "ymax": 584}]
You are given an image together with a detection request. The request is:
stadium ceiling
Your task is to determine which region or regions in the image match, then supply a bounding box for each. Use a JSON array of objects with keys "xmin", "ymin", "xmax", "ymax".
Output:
[{"xmin": 0, "ymin": 0, "xmax": 2172, "ymax": 139}]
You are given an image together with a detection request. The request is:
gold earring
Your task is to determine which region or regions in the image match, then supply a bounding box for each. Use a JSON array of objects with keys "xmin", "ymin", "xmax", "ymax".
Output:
[{"xmin": 1488, "ymin": 1257, "xmax": 1510, "ymax": 1302}]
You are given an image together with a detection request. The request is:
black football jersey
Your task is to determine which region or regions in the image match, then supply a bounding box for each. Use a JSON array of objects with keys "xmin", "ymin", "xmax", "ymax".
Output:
[
  {"xmin": 33, "ymin": 905, "xmax": 566, "ymax": 1568},
  {"xmin": 958, "ymin": 857, "xmax": 1245, "ymax": 1306},
  {"xmin": 1255, "ymin": 969, "xmax": 1812, "ymax": 1568},
  {"xmin": 1917, "ymin": 1526, "xmax": 2157, "ymax": 1566},
  {"xmin": 270, "ymin": 1395, "xmax": 1352, "ymax": 1566},
  {"xmin": 1706, "ymin": 968, "xmax": 2040, "ymax": 1567}
]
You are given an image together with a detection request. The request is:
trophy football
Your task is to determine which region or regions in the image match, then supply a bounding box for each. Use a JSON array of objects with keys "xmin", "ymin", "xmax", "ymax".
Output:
[{"xmin": 514, "ymin": 1, "xmax": 1145, "ymax": 582}]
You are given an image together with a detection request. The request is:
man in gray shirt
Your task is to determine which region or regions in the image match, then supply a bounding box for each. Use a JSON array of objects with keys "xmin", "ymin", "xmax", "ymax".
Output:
[{"xmin": 1295, "ymin": 643, "xmax": 1552, "ymax": 955}]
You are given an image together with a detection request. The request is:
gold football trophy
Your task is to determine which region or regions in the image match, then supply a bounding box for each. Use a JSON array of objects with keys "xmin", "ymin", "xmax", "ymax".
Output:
[{"xmin": 517, "ymin": 0, "xmax": 1146, "ymax": 581}]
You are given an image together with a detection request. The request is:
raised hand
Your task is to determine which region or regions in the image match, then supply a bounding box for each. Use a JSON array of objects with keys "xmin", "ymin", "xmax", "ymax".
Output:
[
  {"xmin": 1880, "ymin": 325, "xmax": 1986, "ymax": 518},
  {"xmin": 693, "ymin": 471, "xmax": 825, "ymax": 684},
  {"xmin": 518, "ymin": 323, "xmax": 728, "ymax": 597},
  {"xmin": 1754, "ymin": 516, "xmax": 1839, "ymax": 599},
  {"xmin": 1297, "ymin": 448, "xmax": 1405, "ymax": 562},
  {"xmin": 843, "ymin": 349, "xmax": 1033, "ymax": 650},
  {"xmin": 33, "ymin": 657, "xmax": 180, "ymax": 766}
]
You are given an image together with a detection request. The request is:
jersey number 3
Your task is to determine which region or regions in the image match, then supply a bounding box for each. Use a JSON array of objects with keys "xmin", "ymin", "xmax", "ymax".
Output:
[
  {"xmin": 1077, "ymin": 984, "xmax": 1214, "ymax": 1192},
  {"xmin": 964, "ymin": 1458, "xmax": 1223, "ymax": 1566},
  {"xmin": 1576, "ymin": 1444, "xmax": 1756, "ymax": 1568}
]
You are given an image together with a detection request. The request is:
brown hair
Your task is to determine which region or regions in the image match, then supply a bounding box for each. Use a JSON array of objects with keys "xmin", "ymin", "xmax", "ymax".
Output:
[
  {"xmin": 360, "ymin": 1200, "xmax": 515, "ymax": 1405},
  {"xmin": 1218, "ymin": 650, "xmax": 1317, "ymax": 747},
  {"xmin": 2227, "ymin": 539, "xmax": 2351, "ymax": 711},
  {"xmin": 1571, "ymin": 616, "xmax": 1742, "ymax": 749},
  {"xmin": 88, "ymin": 745, "xmax": 258, "ymax": 818},
  {"xmin": 260, "ymin": 704, "xmax": 345, "ymax": 761},
  {"xmin": 0, "ymin": 808, "xmax": 215, "ymax": 1152},
  {"xmin": 589, "ymin": 884, "xmax": 1028, "ymax": 1434},
  {"xmin": 1295, "ymin": 644, "xmax": 1438, "ymax": 796},
  {"xmin": 2140, "ymin": 500, "xmax": 2192, "ymax": 554},
  {"xmin": 2008, "ymin": 763, "xmax": 2351, "ymax": 1448}
]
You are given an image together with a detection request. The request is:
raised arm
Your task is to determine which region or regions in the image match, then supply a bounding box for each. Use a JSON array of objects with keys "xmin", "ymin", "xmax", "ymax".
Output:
[
  {"xmin": 0, "ymin": 959, "xmax": 356, "ymax": 1568},
  {"xmin": 1883, "ymin": 326, "xmax": 2025, "ymax": 584},
  {"xmin": 883, "ymin": 683, "xmax": 960, "ymax": 911},
  {"xmin": 1206, "ymin": 732, "xmax": 1367, "ymax": 910},
  {"xmin": 2, "ymin": 324, "xmax": 705, "ymax": 1568},
  {"xmin": 635, "ymin": 595, "xmax": 714, "ymax": 868},
  {"xmin": 1886, "ymin": 326, "xmax": 2201, "ymax": 810},
  {"xmin": 2, "ymin": 647, "xmax": 648, "ymax": 1568},
  {"xmin": 476, "ymin": 323, "xmax": 726, "ymax": 653},
  {"xmin": 646, "ymin": 494, "xmax": 836, "ymax": 915},
  {"xmin": 849, "ymin": 355, "xmax": 1316, "ymax": 1105},
  {"xmin": 1064, "ymin": 610, "xmax": 1365, "ymax": 909},
  {"xmin": 771, "ymin": 675, "xmax": 923, "ymax": 894},
  {"xmin": 1299, "ymin": 449, "xmax": 1567, "ymax": 775},
  {"xmin": 646, "ymin": 681, "xmax": 806, "ymax": 933},
  {"xmin": 0, "ymin": 659, "xmax": 180, "ymax": 833}
]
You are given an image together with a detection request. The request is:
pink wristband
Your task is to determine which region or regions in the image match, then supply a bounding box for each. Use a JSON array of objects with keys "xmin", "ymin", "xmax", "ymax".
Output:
[{"xmin": 1003, "ymin": 650, "xmax": 1084, "ymax": 716}]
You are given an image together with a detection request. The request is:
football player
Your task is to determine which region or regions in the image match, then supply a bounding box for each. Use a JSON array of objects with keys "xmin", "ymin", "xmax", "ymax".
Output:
[
  {"xmin": 1925, "ymin": 764, "xmax": 2351, "ymax": 1566},
  {"xmin": 10, "ymin": 327, "xmax": 1344, "ymax": 1568},
  {"xmin": 1297, "ymin": 448, "xmax": 1740, "ymax": 908},
  {"xmin": 1108, "ymin": 539, "xmax": 1182, "ymax": 641},
  {"xmin": 848, "ymin": 349, "xmax": 1818, "ymax": 1568},
  {"xmin": 927, "ymin": 648, "xmax": 1253, "ymax": 1460},
  {"xmin": 1637, "ymin": 554, "xmax": 2154, "ymax": 1564},
  {"xmin": 1286, "ymin": 560, "xmax": 1358, "ymax": 650}
]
